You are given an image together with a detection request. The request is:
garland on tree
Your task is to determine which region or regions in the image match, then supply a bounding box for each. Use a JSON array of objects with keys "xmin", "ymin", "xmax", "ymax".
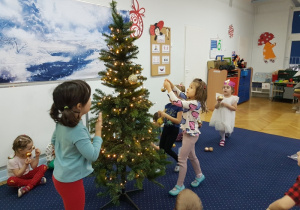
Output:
[{"xmin": 89, "ymin": 1, "xmax": 169, "ymax": 206}]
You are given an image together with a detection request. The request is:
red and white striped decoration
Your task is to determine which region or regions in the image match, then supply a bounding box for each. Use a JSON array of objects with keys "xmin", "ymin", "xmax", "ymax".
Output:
[{"xmin": 228, "ymin": 24, "xmax": 234, "ymax": 38}]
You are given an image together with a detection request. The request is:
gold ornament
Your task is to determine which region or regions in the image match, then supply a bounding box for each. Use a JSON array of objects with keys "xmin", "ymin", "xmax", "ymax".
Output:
[
  {"xmin": 217, "ymin": 95, "xmax": 224, "ymax": 101},
  {"xmin": 128, "ymin": 74, "xmax": 138, "ymax": 84}
]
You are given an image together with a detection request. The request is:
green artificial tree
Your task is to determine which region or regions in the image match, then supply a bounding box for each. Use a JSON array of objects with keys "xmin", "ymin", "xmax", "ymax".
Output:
[{"xmin": 89, "ymin": 1, "xmax": 169, "ymax": 208}]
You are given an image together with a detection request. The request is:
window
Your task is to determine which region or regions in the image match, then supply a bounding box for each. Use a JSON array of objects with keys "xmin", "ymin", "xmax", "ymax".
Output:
[
  {"xmin": 292, "ymin": 11, "xmax": 300, "ymax": 33},
  {"xmin": 290, "ymin": 41, "xmax": 300, "ymax": 64}
]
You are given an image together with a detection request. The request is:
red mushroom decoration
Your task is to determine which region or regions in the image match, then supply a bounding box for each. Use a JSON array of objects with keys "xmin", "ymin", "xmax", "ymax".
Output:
[{"xmin": 258, "ymin": 32, "xmax": 276, "ymax": 63}]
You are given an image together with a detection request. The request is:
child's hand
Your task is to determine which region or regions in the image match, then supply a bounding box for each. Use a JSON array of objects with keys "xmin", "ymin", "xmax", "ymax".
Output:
[
  {"xmin": 220, "ymin": 102, "xmax": 227, "ymax": 108},
  {"xmin": 163, "ymin": 79, "xmax": 171, "ymax": 90},
  {"xmin": 95, "ymin": 112, "xmax": 102, "ymax": 137},
  {"xmin": 158, "ymin": 110, "xmax": 165, "ymax": 118},
  {"xmin": 25, "ymin": 157, "xmax": 31, "ymax": 165},
  {"xmin": 35, "ymin": 148, "xmax": 41, "ymax": 157},
  {"xmin": 165, "ymin": 79, "xmax": 174, "ymax": 89}
]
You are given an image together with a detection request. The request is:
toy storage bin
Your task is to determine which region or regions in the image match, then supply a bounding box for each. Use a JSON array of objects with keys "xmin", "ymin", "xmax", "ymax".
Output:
[{"xmin": 240, "ymin": 69, "xmax": 249, "ymax": 77}]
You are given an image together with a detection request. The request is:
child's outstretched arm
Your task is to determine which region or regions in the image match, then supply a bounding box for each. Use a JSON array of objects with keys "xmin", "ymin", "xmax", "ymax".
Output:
[
  {"xmin": 75, "ymin": 113, "xmax": 103, "ymax": 162},
  {"xmin": 159, "ymin": 110, "xmax": 182, "ymax": 124},
  {"xmin": 164, "ymin": 79, "xmax": 196, "ymax": 110},
  {"xmin": 267, "ymin": 195, "xmax": 295, "ymax": 210}
]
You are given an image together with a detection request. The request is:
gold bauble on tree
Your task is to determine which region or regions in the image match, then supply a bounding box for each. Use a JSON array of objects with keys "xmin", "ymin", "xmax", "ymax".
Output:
[{"xmin": 128, "ymin": 74, "xmax": 138, "ymax": 84}]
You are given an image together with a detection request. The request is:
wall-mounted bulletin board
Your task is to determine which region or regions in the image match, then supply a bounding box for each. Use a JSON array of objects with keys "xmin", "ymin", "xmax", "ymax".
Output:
[{"xmin": 150, "ymin": 26, "xmax": 171, "ymax": 76}]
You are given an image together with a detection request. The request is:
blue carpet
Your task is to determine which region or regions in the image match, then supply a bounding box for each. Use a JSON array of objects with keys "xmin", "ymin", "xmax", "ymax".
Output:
[{"xmin": 1, "ymin": 122, "xmax": 300, "ymax": 210}]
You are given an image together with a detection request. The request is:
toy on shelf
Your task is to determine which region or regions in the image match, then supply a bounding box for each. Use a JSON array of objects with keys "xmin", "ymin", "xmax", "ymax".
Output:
[{"xmin": 232, "ymin": 55, "xmax": 245, "ymax": 68}]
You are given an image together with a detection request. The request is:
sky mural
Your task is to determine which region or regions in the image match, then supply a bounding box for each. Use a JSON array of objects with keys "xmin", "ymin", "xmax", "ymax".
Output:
[{"xmin": 0, "ymin": 0, "xmax": 129, "ymax": 84}]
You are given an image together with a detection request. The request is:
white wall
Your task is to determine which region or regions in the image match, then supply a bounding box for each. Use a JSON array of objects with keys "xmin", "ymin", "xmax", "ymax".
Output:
[
  {"xmin": 251, "ymin": 0, "xmax": 293, "ymax": 73},
  {"xmin": 0, "ymin": 0, "xmax": 255, "ymax": 167}
]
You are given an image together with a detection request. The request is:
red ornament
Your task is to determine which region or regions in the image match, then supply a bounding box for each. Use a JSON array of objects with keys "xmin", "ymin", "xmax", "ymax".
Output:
[
  {"xmin": 228, "ymin": 24, "xmax": 234, "ymax": 38},
  {"xmin": 130, "ymin": 0, "xmax": 145, "ymax": 38}
]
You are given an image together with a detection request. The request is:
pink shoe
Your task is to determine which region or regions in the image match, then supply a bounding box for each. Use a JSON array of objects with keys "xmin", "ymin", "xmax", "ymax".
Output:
[{"xmin": 219, "ymin": 140, "xmax": 225, "ymax": 147}]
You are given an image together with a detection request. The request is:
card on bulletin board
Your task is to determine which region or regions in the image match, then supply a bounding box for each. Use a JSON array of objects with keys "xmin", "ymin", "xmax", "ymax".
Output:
[{"xmin": 150, "ymin": 26, "xmax": 171, "ymax": 76}]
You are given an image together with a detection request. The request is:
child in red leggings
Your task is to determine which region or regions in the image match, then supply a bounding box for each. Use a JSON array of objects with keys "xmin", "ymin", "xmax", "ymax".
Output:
[
  {"xmin": 7, "ymin": 135, "xmax": 47, "ymax": 197},
  {"xmin": 50, "ymin": 80, "xmax": 103, "ymax": 210}
]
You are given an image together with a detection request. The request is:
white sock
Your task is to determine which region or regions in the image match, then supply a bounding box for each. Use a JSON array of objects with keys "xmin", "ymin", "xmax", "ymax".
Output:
[
  {"xmin": 219, "ymin": 131, "xmax": 225, "ymax": 140},
  {"xmin": 197, "ymin": 173, "xmax": 203, "ymax": 178}
]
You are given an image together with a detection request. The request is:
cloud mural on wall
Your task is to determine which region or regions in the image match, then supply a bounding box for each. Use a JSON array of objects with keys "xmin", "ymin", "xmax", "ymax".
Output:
[{"xmin": 0, "ymin": 0, "xmax": 129, "ymax": 84}]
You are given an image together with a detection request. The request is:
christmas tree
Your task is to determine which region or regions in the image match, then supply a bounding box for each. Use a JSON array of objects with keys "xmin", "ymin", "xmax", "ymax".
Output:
[{"xmin": 89, "ymin": 1, "xmax": 169, "ymax": 207}]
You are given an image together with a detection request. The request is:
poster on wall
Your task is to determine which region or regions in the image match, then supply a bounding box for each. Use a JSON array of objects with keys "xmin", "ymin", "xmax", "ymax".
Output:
[
  {"xmin": 149, "ymin": 20, "xmax": 171, "ymax": 76},
  {"xmin": 210, "ymin": 38, "xmax": 222, "ymax": 59},
  {"xmin": 0, "ymin": 0, "xmax": 130, "ymax": 84}
]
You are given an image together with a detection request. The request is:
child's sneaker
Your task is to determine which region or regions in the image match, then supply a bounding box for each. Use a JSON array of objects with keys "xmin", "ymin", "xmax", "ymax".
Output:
[
  {"xmin": 169, "ymin": 185, "xmax": 185, "ymax": 196},
  {"xmin": 219, "ymin": 140, "xmax": 225, "ymax": 147},
  {"xmin": 18, "ymin": 186, "xmax": 30, "ymax": 198},
  {"xmin": 174, "ymin": 165, "xmax": 180, "ymax": 172},
  {"xmin": 191, "ymin": 175, "xmax": 205, "ymax": 187},
  {"xmin": 40, "ymin": 177, "xmax": 47, "ymax": 184}
]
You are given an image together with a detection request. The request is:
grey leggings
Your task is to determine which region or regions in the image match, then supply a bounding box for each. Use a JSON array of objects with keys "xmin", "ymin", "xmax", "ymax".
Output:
[{"xmin": 176, "ymin": 133, "xmax": 202, "ymax": 186}]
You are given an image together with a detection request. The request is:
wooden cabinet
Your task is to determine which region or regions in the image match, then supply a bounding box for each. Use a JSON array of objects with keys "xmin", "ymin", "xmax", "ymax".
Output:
[
  {"xmin": 207, "ymin": 69, "xmax": 227, "ymax": 111},
  {"xmin": 207, "ymin": 68, "xmax": 252, "ymax": 111}
]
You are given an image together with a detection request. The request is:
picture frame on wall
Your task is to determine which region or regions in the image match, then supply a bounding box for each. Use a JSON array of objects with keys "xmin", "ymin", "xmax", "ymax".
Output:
[{"xmin": 150, "ymin": 25, "xmax": 171, "ymax": 76}]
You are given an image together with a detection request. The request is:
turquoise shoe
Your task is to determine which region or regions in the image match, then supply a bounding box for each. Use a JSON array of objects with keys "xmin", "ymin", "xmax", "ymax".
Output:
[
  {"xmin": 191, "ymin": 175, "xmax": 205, "ymax": 187},
  {"xmin": 169, "ymin": 185, "xmax": 185, "ymax": 196}
]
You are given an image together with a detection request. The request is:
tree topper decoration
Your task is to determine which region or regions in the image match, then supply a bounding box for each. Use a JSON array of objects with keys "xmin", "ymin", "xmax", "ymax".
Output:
[{"xmin": 130, "ymin": 0, "xmax": 145, "ymax": 38}]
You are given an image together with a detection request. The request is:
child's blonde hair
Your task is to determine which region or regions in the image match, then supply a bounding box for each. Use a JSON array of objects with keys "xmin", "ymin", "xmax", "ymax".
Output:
[
  {"xmin": 9, "ymin": 135, "xmax": 33, "ymax": 159},
  {"xmin": 175, "ymin": 189, "xmax": 203, "ymax": 210},
  {"xmin": 192, "ymin": 78, "xmax": 207, "ymax": 113}
]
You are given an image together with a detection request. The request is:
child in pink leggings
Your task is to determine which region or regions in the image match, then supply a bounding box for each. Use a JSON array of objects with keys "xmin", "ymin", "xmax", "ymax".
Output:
[{"xmin": 163, "ymin": 78, "xmax": 207, "ymax": 196}]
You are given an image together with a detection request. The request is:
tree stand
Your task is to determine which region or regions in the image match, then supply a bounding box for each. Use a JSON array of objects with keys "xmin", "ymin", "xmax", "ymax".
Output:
[{"xmin": 100, "ymin": 188, "xmax": 143, "ymax": 210}]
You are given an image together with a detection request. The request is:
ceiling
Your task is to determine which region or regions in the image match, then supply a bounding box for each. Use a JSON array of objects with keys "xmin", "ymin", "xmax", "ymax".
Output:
[{"xmin": 251, "ymin": 0, "xmax": 300, "ymax": 7}]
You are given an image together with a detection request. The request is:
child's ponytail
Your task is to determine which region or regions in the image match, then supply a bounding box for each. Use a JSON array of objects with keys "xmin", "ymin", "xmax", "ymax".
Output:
[
  {"xmin": 60, "ymin": 108, "xmax": 81, "ymax": 127},
  {"xmin": 50, "ymin": 103, "xmax": 81, "ymax": 127}
]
